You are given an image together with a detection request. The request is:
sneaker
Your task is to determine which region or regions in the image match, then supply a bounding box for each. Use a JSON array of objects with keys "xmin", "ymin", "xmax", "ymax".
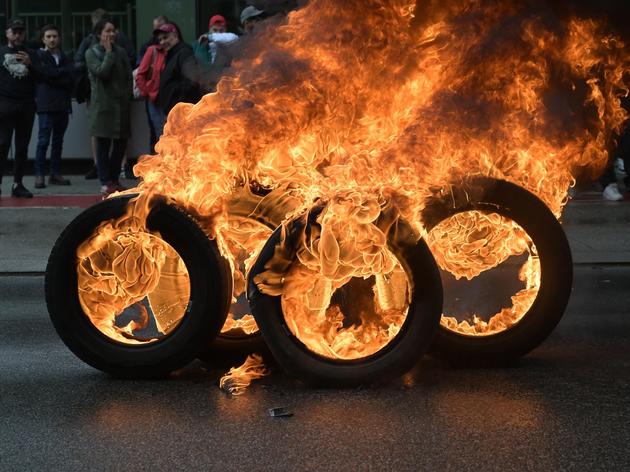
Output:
[
  {"xmin": 49, "ymin": 175, "xmax": 71, "ymax": 186},
  {"xmin": 34, "ymin": 175, "xmax": 46, "ymax": 189},
  {"xmin": 12, "ymin": 182, "xmax": 33, "ymax": 198},
  {"xmin": 85, "ymin": 165, "xmax": 98, "ymax": 180},
  {"xmin": 603, "ymin": 183, "xmax": 623, "ymax": 201}
]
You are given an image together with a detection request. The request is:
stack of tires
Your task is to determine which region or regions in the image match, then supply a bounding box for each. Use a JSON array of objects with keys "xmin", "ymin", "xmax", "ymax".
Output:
[{"xmin": 46, "ymin": 178, "xmax": 572, "ymax": 385}]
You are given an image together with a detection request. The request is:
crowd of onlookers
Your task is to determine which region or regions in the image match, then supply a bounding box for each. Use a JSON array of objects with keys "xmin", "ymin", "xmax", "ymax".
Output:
[
  {"xmin": 0, "ymin": 5, "xmax": 628, "ymax": 201},
  {"xmin": 0, "ymin": 5, "xmax": 267, "ymax": 197}
]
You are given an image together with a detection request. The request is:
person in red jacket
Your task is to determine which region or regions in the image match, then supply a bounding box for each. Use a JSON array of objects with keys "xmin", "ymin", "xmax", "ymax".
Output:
[{"xmin": 136, "ymin": 37, "xmax": 167, "ymax": 147}]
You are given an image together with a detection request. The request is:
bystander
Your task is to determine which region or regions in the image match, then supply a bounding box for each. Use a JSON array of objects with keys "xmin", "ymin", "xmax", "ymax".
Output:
[
  {"xmin": 136, "ymin": 36, "xmax": 167, "ymax": 147},
  {"xmin": 0, "ymin": 18, "xmax": 43, "ymax": 198},
  {"xmin": 34, "ymin": 24, "xmax": 74, "ymax": 188},
  {"xmin": 194, "ymin": 15, "xmax": 238, "ymax": 92},
  {"xmin": 155, "ymin": 22, "xmax": 201, "ymax": 116},
  {"xmin": 86, "ymin": 19, "xmax": 133, "ymax": 195}
]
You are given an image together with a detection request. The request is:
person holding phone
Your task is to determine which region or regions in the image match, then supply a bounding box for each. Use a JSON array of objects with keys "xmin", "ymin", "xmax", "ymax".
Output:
[
  {"xmin": 85, "ymin": 19, "xmax": 133, "ymax": 195},
  {"xmin": 0, "ymin": 18, "xmax": 43, "ymax": 198}
]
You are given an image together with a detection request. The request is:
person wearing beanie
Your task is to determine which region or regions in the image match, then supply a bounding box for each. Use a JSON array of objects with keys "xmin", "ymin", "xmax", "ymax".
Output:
[{"xmin": 240, "ymin": 5, "xmax": 265, "ymax": 33}]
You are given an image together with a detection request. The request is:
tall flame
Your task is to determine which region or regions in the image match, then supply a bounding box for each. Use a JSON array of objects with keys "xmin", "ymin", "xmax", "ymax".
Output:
[{"xmin": 77, "ymin": 1, "xmax": 628, "ymax": 357}]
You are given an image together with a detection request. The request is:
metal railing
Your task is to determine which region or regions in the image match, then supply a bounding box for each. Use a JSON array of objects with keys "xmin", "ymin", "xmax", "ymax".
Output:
[
  {"xmin": 17, "ymin": 12, "xmax": 62, "ymax": 42},
  {"xmin": 14, "ymin": 8, "xmax": 132, "ymax": 54}
]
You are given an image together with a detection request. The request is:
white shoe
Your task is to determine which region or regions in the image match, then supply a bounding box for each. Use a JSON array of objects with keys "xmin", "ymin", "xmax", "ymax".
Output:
[
  {"xmin": 614, "ymin": 158, "xmax": 627, "ymax": 179},
  {"xmin": 603, "ymin": 183, "xmax": 623, "ymax": 201}
]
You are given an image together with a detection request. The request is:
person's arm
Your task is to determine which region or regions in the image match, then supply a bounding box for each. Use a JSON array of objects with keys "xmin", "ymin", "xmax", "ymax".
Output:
[
  {"xmin": 20, "ymin": 49, "xmax": 46, "ymax": 81},
  {"xmin": 192, "ymin": 40, "xmax": 211, "ymax": 66},
  {"xmin": 135, "ymin": 46, "xmax": 154, "ymax": 96},
  {"xmin": 85, "ymin": 47, "xmax": 116, "ymax": 79},
  {"xmin": 208, "ymin": 32, "xmax": 238, "ymax": 44},
  {"xmin": 74, "ymin": 35, "xmax": 91, "ymax": 70},
  {"xmin": 36, "ymin": 52, "xmax": 73, "ymax": 88}
]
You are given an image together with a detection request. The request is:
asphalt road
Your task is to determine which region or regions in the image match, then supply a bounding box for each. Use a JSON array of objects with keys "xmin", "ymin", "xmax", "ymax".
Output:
[{"xmin": 1, "ymin": 264, "xmax": 629, "ymax": 471}]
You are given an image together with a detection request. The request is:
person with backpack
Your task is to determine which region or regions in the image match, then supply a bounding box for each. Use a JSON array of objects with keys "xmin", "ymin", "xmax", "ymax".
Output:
[
  {"xmin": 34, "ymin": 24, "xmax": 74, "ymax": 188},
  {"xmin": 85, "ymin": 19, "xmax": 132, "ymax": 195},
  {"xmin": 136, "ymin": 33, "xmax": 167, "ymax": 146},
  {"xmin": 74, "ymin": 8, "xmax": 136, "ymax": 179}
]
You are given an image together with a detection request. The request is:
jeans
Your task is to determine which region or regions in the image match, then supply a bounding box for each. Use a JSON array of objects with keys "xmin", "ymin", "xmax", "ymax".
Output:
[
  {"xmin": 145, "ymin": 100, "xmax": 157, "ymax": 153},
  {"xmin": 0, "ymin": 99, "xmax": 36, "ymax": 184},
  {"xmin": 147, "ymin": 101, "xmax": 166, "ymax": 144},
  {"xmin": 96, "ymin": 137, "xmax": 127, "ymax": 185},
  {"xmin": 35, "ymin": 112, "xmax": 69, "ymax": 176}
]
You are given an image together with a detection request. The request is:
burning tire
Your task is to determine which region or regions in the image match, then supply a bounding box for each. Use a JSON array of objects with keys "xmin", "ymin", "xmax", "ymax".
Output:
[
  {"xmin": 247, "ymin": 206, "xmax": 443, "ymax": 387},
  {"xmin": 200, "ymin": 186, "xmax": 300, "ymax": 362},
  {"xmin": 423, "ymin": 177, "xmax": 573, "ymax": 364},
  {"xmin": 46, "ymin": 194, "xmax": 232, "ymax": 378}
]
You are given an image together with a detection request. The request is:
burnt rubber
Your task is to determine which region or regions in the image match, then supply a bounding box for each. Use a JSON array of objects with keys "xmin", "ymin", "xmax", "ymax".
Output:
[
  {"xmin": 45, "ymin": 194, "xmax": 232, "ymax": 378},
  {"xmin": 247, "ymin": 207, "xmax": 443, "ymax": 387},
  {"xmin": 423, "ymin": 177, "xmax": 573, "ymax": 365}
]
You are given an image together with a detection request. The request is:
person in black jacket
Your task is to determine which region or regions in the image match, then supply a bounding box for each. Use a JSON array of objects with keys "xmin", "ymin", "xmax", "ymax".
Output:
[
  {"xmin": 154, "ymin": 22, "xmax": 201, "ymax": 116},
  {"xmin": 0, "ymin": 18, "xmax": 44, "ymax": 198},
  {"xmin": 34, "ymin": 24, "xmax": 74, "ymax": 188}
]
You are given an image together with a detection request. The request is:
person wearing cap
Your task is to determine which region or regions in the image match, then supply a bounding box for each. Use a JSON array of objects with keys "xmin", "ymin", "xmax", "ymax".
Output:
[
  {"xmin": 138, "ymin": 15, "xmax": 169, "ymax": 65},
  {"xmin": 136, "ymin": 34, "xmax": 168, "ymax": 145},
  {"xmin": 0, "ymin": 18, "xmax": 45, "ymax": 198},
  {"xmin": 193, "ymin": 14, "xmax": 238, "ymax": 91},
  {"xmin": 240, "ymin": 5, "xmax": 266, "ymax": 34},
  {"xmin": 154, "ymin": 22, "xmax": 201, "ymax": 116},
  {"xmin": 85, "ymin": 18, "xmax": 133, "ymax": 195}
]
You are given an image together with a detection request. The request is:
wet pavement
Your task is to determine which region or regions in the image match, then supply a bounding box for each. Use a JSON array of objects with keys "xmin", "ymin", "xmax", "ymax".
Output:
[{"xmin": 1, "ymin": 177, "xmax": 629, "ymax": 470}]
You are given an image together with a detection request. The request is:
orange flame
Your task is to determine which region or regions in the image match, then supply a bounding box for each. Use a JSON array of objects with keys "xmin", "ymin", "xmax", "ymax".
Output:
[
  {"xmin": 219, "ymin": 354, "xmax": 269, "ymax": 395},
  {"xmin": 78, "ymin": 1, "xmax": 628, "ymax": 354}
]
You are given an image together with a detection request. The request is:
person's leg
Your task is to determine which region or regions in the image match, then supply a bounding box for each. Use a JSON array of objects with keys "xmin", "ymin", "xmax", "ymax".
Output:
[
  {"xmin": 145, "ymin": 99, "xmax": 157, "ymax": 153},
  {"xmin": 148, "ymin": 101, "xmax": 166, "ymax": 142},
  {"xmin": 35, "ymin": 113, "xmax": 53, "ymax": 185},
  {"xmin": 0, "ymin": 100, "xmax": 15, "ymax": 189},
  {"xmin": 109, "ymin": 138, "xmax": 128, "ymax": 185},
  {"xmin": 49, "ymin": 112, "xmax": 70, "ymax": 183},
  {"xmin": 12, "ymin": 102, "xmax": 36, "ymax": 197},
  {"xmin": 95, "ymin": 137, "xmax": 112, "ymax": 186},
  {"xmin": 85, "ymin": 136, "xmax": 98, "ymax": 179}
]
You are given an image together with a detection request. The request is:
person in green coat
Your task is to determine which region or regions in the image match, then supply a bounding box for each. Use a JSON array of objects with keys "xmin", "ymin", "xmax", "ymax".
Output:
[{"xmin": 85, "ymin": 19, "xmax": 132, "ymax": 195}]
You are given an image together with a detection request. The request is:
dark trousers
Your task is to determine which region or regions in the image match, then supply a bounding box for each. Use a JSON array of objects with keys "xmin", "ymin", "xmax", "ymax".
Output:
[
  {"xmin": 0, "ymin": 99, "xmax": 36, "ymax": 184},
  {"xmin": 145, "ymin": 100, "xmax": 157, "ymax": 154},
  {"xmin": 35, "ymin": 112, "xmax": 69, "ymax": 176},
  {"xmin": 96, "ymin": 137, "xmax": 127, "ymax": 185}
]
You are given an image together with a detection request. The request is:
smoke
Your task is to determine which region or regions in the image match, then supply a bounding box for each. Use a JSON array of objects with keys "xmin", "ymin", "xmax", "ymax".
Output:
[{"xmin": 136, "ymin": 0, "xmax": 629, "ymax": 222}]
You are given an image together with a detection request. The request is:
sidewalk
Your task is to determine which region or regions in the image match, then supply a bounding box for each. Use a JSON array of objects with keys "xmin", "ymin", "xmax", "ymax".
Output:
[{"xmin": 0, "ymin": 176, "xmax": 629, "ymax": 272}]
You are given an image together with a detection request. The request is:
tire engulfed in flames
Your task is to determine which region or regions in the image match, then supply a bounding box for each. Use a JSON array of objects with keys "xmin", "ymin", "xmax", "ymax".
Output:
[
  {"xmin": 77, "ymin": 214, "xmax": 190, "ymax": 344},
  {"xmin": 426, "ymin": 211, "xmax": 540, "ymax": 335},
  {"xmin": 76, "ymin": 0, "xmax": 628, "ymax": 386}
]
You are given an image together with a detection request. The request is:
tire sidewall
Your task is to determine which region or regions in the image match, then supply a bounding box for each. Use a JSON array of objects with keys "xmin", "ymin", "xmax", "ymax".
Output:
[{"xmin": 45, "ymin": 194, "xmax": 232, "ymax": 377}]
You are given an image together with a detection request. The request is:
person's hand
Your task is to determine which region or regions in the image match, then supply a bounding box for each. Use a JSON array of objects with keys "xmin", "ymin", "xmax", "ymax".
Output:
[
  {"xmin": 197, "ymin": 34, "xmax": 208, "ymax": 44},
  {"xmin": 101, "ymin": 36, "xmax": 113, "ymax": 52},
  {"xmin": 16, "ymin": 51, "xmax": 31, "ymax": 66}
]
